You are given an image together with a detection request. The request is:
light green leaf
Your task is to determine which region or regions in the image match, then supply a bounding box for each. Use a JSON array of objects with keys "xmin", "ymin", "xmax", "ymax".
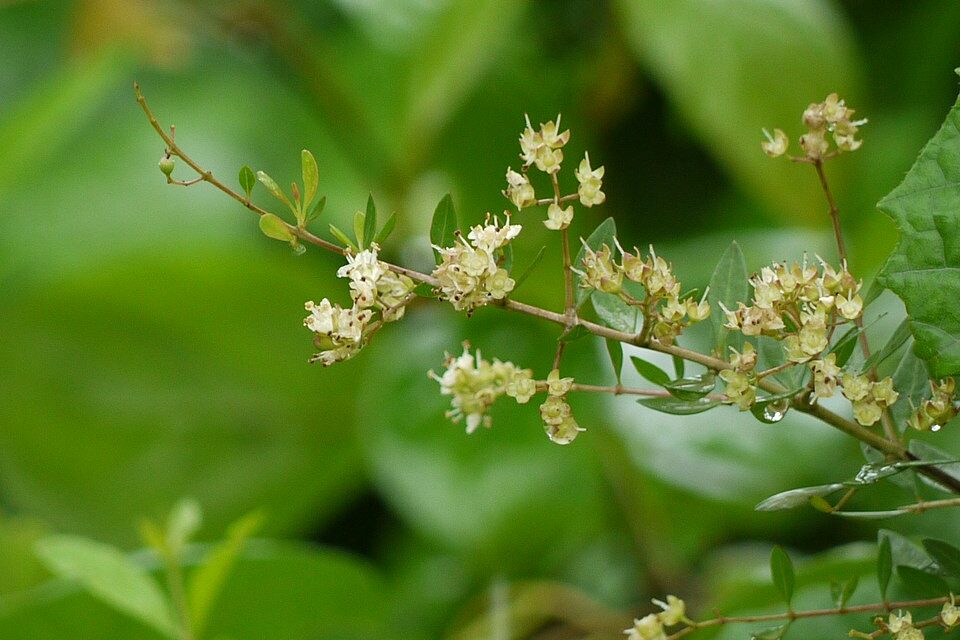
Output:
[
  {"xmin": 329, "ymin": 223, "xmax": 358, "ymax": 251},
  {"xmin": 637, "ymin": 396, "xmax": 720, "ymax": 415},
  {"xmin": 165, "ymin": 498, "xmax": 201, "ymax": 554},
  {"xmin": 430, "ymin": 194, "xmax": 458, "ymax": 259},
  {"xmin": 592, "ymin": 292, "xmax": 637, "ymax": 333},
  {"xmin": 770, "ymin": 546, "xmax": 795, "ymax": 606},
  {"xmin": 364, "ymin": 195, "xmax": 377, "ymax": 249},
  {"xmin": 708, "ymin": 241, "xmax": 748, "ymax": 352},
  {"xmin": 258, "ymin": 214, "xmax": 295, "ymax": 243},
  {"xmin": 755, "ymin": 484, "xmax": 844, "ymax": 512},
  {"xmin": 300, "ymin": 150, "xmax": 319, "ymax": 210},
  {"xmin": 614, "ymin": 0, "xmax": 858, "ymax": 224},
  {"xmin": 238, "ymin": 166, "xmax": 256, "ymax": 200},
  {"xmin": 353, "ymin": 210, "xmax": 366, "ymax": 249},
  {"xmin": 34, "ymin": 535, "xmax": 178, "ymax": 638},
  {"xmin": 189, "ymin": 511, "xmax": 264, "ymax": 636},
  {"xmin": 878, "ymin": 91, "xmax": 960, "ymax": 377},
  {"xmin": 574, "ymin": 218, "xmax": 617, "ymax": 308},
  {"xmin": 630, "ymin": 356, "xmax": 671, "ymax": 387},
  {"xmin": 256, "ymin": 171, "xmax": 294, "ymax": 214}
]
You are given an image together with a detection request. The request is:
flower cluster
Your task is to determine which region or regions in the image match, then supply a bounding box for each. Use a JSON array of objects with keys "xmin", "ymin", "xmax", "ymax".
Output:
[
  {"xmin": 721, "ymin": 257, "xmax": 863, "ymax": 364},
  {"xmin": 336, "ymin": 245, "xmax": 415, "ymax": 321},
  {"xmin": 719, "ymin": 343, "xmax": 758, "ymax": 410},
  {"xmin": 624, "ymin": 596, "xmax": 686, "ymax": 640},
  {"xmin": 303, "ymin": 299, "xmax": 372, "ymax": 366},
  {"xmin": 907, "ymin": 379, "xmax": 958, "ymax": 432},
  {"xmin": 430, "ymin": 345, "xmax": 535, "ymax": 433},
  {"xmin": 840, "ymin": 372, "xmax": 899, "ymax": 426},
  {"xmin": 887, "ymin": 611, "xmax": 924, "ymax": 640},
  {"xmin": 502, "ymin": 114, "xmax": 605, "ymax": 231},
  {"xmin": 575, "ymin": 241, "xmax": 710, "ymax": 345},
  {"xmin": 539, "ymin": 369, "xmax": 582, "ymax": 445},
  {"xmin": 762, "ymin": 93, "xmax": 867, "ymax": 159},
  {"xmin": 431, "ymin": 215, "xmax": 520, "ymax": 313}
]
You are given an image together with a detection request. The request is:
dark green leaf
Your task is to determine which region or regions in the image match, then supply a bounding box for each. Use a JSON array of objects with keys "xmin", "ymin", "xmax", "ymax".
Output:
[
  {"xmin": 896, "ymin": 565, "xmax": 949, "ymax": 597},
  {"xmin": 630, "ymin": 356, "xmax": 671, "ymax": 387},
  {"xmin": 878, "ymin": 91, "xmax": 960, "ymax": 377},
  {"xmin": 708, "ymin": 241, "xmax": 748, "ymax": 352},
  {"xmin": 305, "ymin": 195, "xmax": 326, "ymax": 225},
  {"xmin": 862, "ymin": 279, "xmax": 885, "ymax": 308},
  {"xmin": 592, "ymin": 292, "xmax": 637, "ymax": 333},
  {"xmin": 637, "ymin": 396, "xmax": 719, "ymax": 415},
  {"xmin": 328, "ymin": 224, "xmax": 358, "ymax": 251},
  {"xmin": 664, "ymin": 373, "xmax": 716, "ymax": 400},
  {"xmin": 258, "ymin": 214, "xmax": 295, "ymax": 243},
  {"xmin": 922, "ymin": 539, "xmax": 960, "ymax": 578},
  {"xmin": 606, "ymin": 339, "xmax": 623, "ymax": 384},
  {"xmin": 238, "ymin": 165, "xmax": 255, "ymax": 199},
  {"xmin": 430, "ymin": 194, "xmax": 459, "ymax": 258},
  {"xmin": 861, "ymin": 319, "xmax": 911, "ymax": 375},
  {"xmin": 301, "ymin": 150, "xmax": 319, "ymax": 210},
  {"xmin": 513, "ymin": 246, "xmax": 546, "ymax": 292},
  {"xmin": 829, "ymin": 326, "xmax": 861, "ymax": 368},
  {"xmin": 574, "ymin": 218, "xmax": 617, "ymax": 308},
  {"xmin": 373, "ymin": 211, "xmax": 397, "ymax": 245},
  {"xmin": 671, "ymin": 355, "xmax": 685, "ymax": 378},
  {"xmin": 363, "ymin": 195, "xmax": 377, "ymax": 249},
  {"xmin": 34, "ymin": 535, "xmax": 178, "ymax": 638},
  {"xmin": 770, "ymin": 546, "xmax": 795, "ymax": 606},
  {"xmin": 877, "ymin": 534, "xmax": 892, "ymax": 599},
  {"xmin": 755, "ymin": 484, "xmax": 845, "ymax": 511}
]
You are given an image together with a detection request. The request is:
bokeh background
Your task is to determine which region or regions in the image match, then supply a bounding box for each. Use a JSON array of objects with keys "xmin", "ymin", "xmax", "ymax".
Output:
[{"xmin": 2, "ymin": 1, "xmax": 960, "ymax": 638}]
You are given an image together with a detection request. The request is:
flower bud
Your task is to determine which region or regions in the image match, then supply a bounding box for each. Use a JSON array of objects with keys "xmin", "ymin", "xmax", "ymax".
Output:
[{"xmin": 158, "ymin": 155, "xmax": 175, "ymax": 176}]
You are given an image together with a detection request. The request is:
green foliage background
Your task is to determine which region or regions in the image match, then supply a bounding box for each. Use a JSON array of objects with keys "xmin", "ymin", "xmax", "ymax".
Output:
[{"xmin": 2, "ymin": 1, "xmax": 960, "ymax": 638}]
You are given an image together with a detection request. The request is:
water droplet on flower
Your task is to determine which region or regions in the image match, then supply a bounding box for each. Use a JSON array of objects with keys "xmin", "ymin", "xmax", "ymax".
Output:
[
  {"xmin": 931, "ymin": 424, "xmax": 942, "ymax": 432},
  {"xmin": 762, "ymin": 398, "xmax": 790, "ymax": 423}
]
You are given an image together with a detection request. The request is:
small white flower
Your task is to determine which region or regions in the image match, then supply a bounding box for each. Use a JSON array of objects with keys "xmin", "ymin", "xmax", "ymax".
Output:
[{"xmin": 544, "ymin": 203, "xmax": 574, "ymax": 230}]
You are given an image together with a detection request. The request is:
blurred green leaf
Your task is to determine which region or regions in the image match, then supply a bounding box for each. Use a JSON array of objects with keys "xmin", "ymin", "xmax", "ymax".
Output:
[
  {"xmin": 878, "ymin": 90, "xmax": 960, "ymax": 377},
  {"xmin": 430, "ymin": 194, "xmax": 459, "ymax": 259},
  {"xmin": 606, "ymin": 339, "xmax": 623, "ymax": 384},
  {"xmin": 630, "ymin": 356, "xmax": 671, "ymax": 387},
  {"xmin": 34, "ymin": 535, "xmax": 177, "ymax": 639},
  {"xmin": 708, "ymin": 241, "xmax": 748, "ymax": 352},
  {"xmin": 896, "ymin": 565, "xmax": 949, "ymax": 597},
  {"xmin": 301, "ymin": 150, "xmax": 319, "ymax": 210},
  {"xmin": 830, "ymin": 576, "xmax": 858, "ymax": 609},
  {"xmin": 770, "ymin": 546, "xmax": 795, "ymax": 606},
  {"xmin": 921, "ymin": 539, "xmax": 960, "ymax": 578},
  {"xmin": 574, "ymin": 218, "xmax": 617, "ymax": 308},
  {"xmin": 329, "ymin": 223, "xmax": 358, "ymax": 251},
  {"xmin": 259, "ymin": 213, "xmax": 295, "ymax": 243},
  {"xmin": 614, "ymin": 0, "xmax": 859, "ymax": 223},
  {"xmin": 189, "ymin": 511, "xmax": 264, "ymax": 637},
  {"xmin": 239, "ymin": 165, "xmax": 256, "ymax": 200},
  {"xmin": 363, "ymin": 195, "xmax": 377, "ymax": 249},
  {"xmin": 353, "ymin": 210, "xmax": 366, "ymax": 249},
  {"xmin": 165, "ymin": 499, "xmax": 201, "ymax": 555}
]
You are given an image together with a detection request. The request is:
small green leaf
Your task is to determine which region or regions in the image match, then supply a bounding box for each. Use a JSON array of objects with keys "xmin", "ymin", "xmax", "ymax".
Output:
[
  {"xmin": 630, "ymin": 356, "xmax": 671, "ymax": 387},
  {"xmin": 708, "ymin": 241, "xmax": 748, "ymax": 352},
  {"xmin": 258, "ymin": 214, "xmax": 295, "ymax": 243},
  {"xmin": 329, "ymin": 224, "xmax": 358, "ymax": 252},
  {"xmin": 877, "ymin": 535, "xmax": 892, "ymax": 599},
  {"xmin": 755, "ymin": 484, "xmax": 845, "ymax": 512},
  {"xmin": 34, "ymin": 535, "xmax": 178, "ymax": 639},
  {"xmin": 671, "ymin": 355, "xmax": 685, "ymax": 378},
  {"xmin": 829, "ymin": 326, "xmax": 861, "ymax": 368},
  {"xmin": 374, "ymin": 211, "xmax": 398, "ymax": 245},
  {"xmin": 574, "ymin": 218, "xmax": 617, "ymax": 308},
  {"xmin": 770, "ymin": 546, "xmax": 795, "ymax": 606},
  {"xmin": 637, "ymin": 396, "xmax": 719, "ymax": 415},
  {"xmin": 238, "ymin": 165, "xmax": 255, "ymax": 199},
  {"xmin": 606, "ymin": 339, "xmax": 623, "ymax": 384},
  {"xmin": 922, "ymin": 539, "xmax": 960, "ymax": 578},
  {"xmin": 830, "ymin": 577, "xmax": 858, "ymax": 609},
  {"xmin": 256, "ymin": 171, "xmax": 294, "ymax": 214},
  {"xmin": 189, "ymin": 510, "xmax": 264, "ymax": 637},
  {"xmin": 513, "ymin": 246, "xmax": 547, "ymax": 292},
  {"xmin": 664, "ymin": 373, "xmax": 716, "ymax": 400},
  {"xmin": 301, "ymin": 149, "xmax": 319, "ymax": 210},
  {"xmin": 364, "ymin": 195, "xmax": 377, "ymax": 249},
  {"xmin": 353, "ymin": 210, "xmax": 366, "ymax": 249},
  {"xmin": 430, "ymin": 194, "xmax": 459, "ymax": 258},
  {"xmin": 305, "ymin": 195, "xmax": 326, "ymax": 225},
  {"xmin": 896, "ymin": 565, "xmax": 949, "ymax": 597},
  {"xmin": 592, "ymin": 292, "xmax": 637, "ymax": 333}
]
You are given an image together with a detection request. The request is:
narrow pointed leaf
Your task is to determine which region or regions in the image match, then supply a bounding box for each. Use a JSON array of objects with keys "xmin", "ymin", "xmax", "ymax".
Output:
[
  {"xmin": 637, "ymin": 396, "xmax": 719, "ymax": 415},
  {"xmin": 606, "ymin": 339, "xmax": 623, "ymax": 384},
  {"xmin": 238, "ymin": 165, "xmax": 256, "ymax": 199},
  {"xmin": 664, "ymin": 373, "xmax": 715, "ymax": 400},
  {"xmin": 708, "ymin": 241, "xmax": 748, "ymax": 352},
  {"xmin": 374, "ymin": 211, "xmax": 398, "ymax": 245},
  {"xmin": 306, "ymin": 195, "xmax": 326, "ymax": 225},
  {"xmin": 430, "ymin": 194, "xmax": 459, "ymax": 258},
  {"xmin": 755, "ymin": 483, "xmax": 845, "ymax": 512},
  {"xmin": 922, "ymin": 539, "xmax": 960, "ymax": 578},
  {"xmin": 301, "ymin": 149, "xmax": 319, "ymax": 209},
  {"xmin": 630, "ymin": 356, "xmax": 671, "ymax": 387},
  {"xmin": 364, "ymin": 195, "xmax": 377, "ymax": 249},
  {"xmin": 256, "ymin": 171, "xmax": 294, "ymax": 213},
  {"xmin": 770, "ymin": 546, "xmax": 795, "ymax": 606},
  {"xmin": 329, "ymin": 224, "xmax": 358, "ymax": 251},
  {"xmin": 877, "ymin": 535, "xmax": 892, "ymax": 599}
]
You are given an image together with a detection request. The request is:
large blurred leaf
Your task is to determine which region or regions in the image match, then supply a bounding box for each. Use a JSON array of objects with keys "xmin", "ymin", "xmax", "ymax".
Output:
[
  {"xmin": 0, "ymin": 250, "xmax": 364, "ymax": 544},
  {"xmin": 356, "ymin": 307, "xmax": 608, "ymax": 572},
  {"xmin": 614, "ymin": 0, "xmax": 860, "ymax": 223},
  {"xmin": 878, "ymin": 90, "xmax": 960, "ymax": 377},
  {"xmin": 0, "ymin": 541, "xmax": 390, "ymax": 640}
]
